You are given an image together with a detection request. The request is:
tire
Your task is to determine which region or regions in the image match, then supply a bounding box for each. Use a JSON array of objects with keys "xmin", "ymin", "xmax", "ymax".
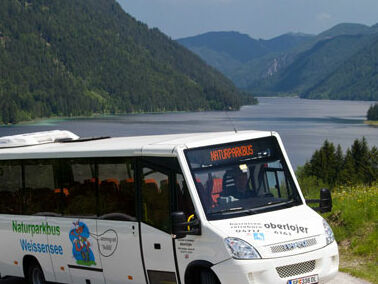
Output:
[
  {"xmin": 200, "ymin": 269, "xmax": 220, "ymax": 284},
  {"xmin": 27, "ymin": 261, "xmax": 46, "ymax": 284}
]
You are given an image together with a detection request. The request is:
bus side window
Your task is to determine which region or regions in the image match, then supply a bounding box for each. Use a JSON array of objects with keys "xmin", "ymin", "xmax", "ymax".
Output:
[
  {"xmin": 0, "ymin": 161, "xmax": 22, "ymax": 214},
  {"xmin": 98, "ymin": 159, "xmax": 136, "ymax": 219},
  {"xmin": 141, "ymin": 167, "xmax": 170, "ymax": 232},
  {"xmin": 175, "ymin": 173, "xmax": 195, "ymax": 221},
  {"xmin": 64, "ymin": 161, "xmax": 97, "ymax": 216},
  {"xmin": 24, "ymin": 161, "xmax": 60, "ymax": 215},
  {"xmin": 265, "ymin": 162, "xmax": 291, "ymax": 199}
]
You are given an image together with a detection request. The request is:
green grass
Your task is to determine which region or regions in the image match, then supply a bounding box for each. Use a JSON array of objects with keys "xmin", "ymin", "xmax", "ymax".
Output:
[
  {"xmin": 299, "ymin": 178, "xmax": 378, "ymax": 283},
  {"xmin": 364, "ymin": 120, "xmax": 378, "ymax": 127},
  {"xmin": 324, "ymin": 184, "xmax": 378, "ymax": 283}
]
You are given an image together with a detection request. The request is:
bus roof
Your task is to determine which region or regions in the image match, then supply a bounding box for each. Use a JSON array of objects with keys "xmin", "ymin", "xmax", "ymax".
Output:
[{"xmin": 0, "ymin": 130, "xmax": 273, "ymax": 160}]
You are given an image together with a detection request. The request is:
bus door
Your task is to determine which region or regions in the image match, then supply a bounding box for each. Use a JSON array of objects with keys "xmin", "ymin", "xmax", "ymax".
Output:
[
  {"xmin": 96, "ymin": 160, "xmax": 146, "ymax": 284},
  {"xmin": 140, "ymin": 164, "xmax": 178, "ymax": 284},
  {"xmin": 46, "ymin": 217, "xmax": 104, "ymax": 284}
]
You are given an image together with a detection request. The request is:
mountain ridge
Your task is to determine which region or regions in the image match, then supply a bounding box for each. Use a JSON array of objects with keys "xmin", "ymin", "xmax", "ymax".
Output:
[{"xmin": 178, "ymin": 23, "xmax": 378, "ymax": 100}]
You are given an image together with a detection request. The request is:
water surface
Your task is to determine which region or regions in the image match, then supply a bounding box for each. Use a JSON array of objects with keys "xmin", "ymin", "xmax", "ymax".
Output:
[{"xmin": 1, "ymin": 97, "xmax": 376, "ymax": 168}]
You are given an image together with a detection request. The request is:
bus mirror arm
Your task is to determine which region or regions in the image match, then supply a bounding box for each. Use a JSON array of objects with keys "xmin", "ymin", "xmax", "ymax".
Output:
[
  {"xmin": 171, "ymin": 212, "xmax": 201, "ymax": 239},
  {"xmin": 306, "ymin": 188, "xmax": 332, "ymax": 213}
]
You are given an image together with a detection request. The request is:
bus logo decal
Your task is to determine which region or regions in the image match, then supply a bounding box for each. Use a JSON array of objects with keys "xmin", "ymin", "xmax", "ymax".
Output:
[
  {"xmin": 253, "ymin": 232, "xmax": 265, "ymax": 241},
  {"xmin": 69, "ymin": 220, "xmax": 96, "ymax": 266},
  {"xmin": 96, "ymin": 229, "xmax": 118, "ymax": 257}
]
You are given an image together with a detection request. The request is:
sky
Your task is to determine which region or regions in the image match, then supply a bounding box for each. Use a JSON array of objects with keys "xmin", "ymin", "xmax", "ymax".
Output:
[{"xmin": 117, "ymin": 0, "xmax": 378, "ymax": 40}]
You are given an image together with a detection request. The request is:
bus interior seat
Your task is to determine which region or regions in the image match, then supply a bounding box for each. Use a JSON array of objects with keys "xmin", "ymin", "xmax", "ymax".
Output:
[
  {"xmin": 99, "ymin": 179, "xmax": 120, "ymax": 214},
  {"xmin": 142, "ymin": 178, "xmax": 159, "ymax": 224},
  {"xmin": 142, "ymin": 178, "xmax": 169, "ymax": 228},
  {"xmin": 66, "ymin": 181, "xmax": 97, "ymax": 215},
  {"xmin": 0, "ymin": 190, "xmax": 21, "ymax": 214},
  {"xmin": 26, "ymin": 187, "xmax": 57, "ymax": 213},
  {"xmin": 119, "ymin": 178, "xmax": 136, "ymax": 216},
  {"xmin": 102, "ymin": 178, "xmax": 120, "ymax": 189},
  {"xmin": 211, "ymin": 178, "xmax": 223, "ymax": 205},
  {"xmin": 196, "ymin": 182, "xmax": 212, "ymax": 211}
]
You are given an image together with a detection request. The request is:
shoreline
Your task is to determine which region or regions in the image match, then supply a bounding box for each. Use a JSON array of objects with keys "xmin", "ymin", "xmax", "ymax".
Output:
[
  {"xmin": 0, "ymin": 108, "xmax": 244, "ymax": 127},
  {"xmin": 0, "ymin": 101, "xmax": 260, "ymax": 127},
  {"xmin": 364, "ymin": 120, "xmax": 378, "ymax": 127}
]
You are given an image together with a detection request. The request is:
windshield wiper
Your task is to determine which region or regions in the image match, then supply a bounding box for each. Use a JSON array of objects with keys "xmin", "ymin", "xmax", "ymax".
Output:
[
  {"xmin": 208, "ymin": 207, "xmax": 260, "ymax": 216},
  {"xmin": 253, "ymin": 199, "xmax": 298, "ymax": 211},
  {"xmin": 267, "ymin": 200, "xmax": 292, "ymax": 206},
  {"xmin": 207, "ymin": 200, "xmax": 299, "ymax": 217},
  {"xmin": 208, "ymin": 207, "xmax": 244, "ymax": 215}
]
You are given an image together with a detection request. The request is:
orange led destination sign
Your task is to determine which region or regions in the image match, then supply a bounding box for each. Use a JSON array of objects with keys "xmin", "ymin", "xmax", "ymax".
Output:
[{"xmin": 210, "ymin": 145, "xmax": 253, "ymax": 162}]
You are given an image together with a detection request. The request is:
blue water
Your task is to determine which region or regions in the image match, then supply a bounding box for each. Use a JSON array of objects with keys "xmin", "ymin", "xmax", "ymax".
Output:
[{"xmin": 1, "ymin": 97, "xmax": 377, "ymax": 168}]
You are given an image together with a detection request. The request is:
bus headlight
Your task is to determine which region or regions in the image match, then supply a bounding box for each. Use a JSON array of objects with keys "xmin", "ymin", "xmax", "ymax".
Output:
[
  {"xmin": 224, "ymin": 237, "xmax": 261, "ymax": 259},
  {"xmin": 323, "ymin": 219, "xmax": 335, "ymax": 245}
]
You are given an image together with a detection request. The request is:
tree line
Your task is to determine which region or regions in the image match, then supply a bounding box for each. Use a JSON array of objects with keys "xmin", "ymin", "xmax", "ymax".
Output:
[{"xmin": 300, "ymin": 138, "xmax": 377, "ymax": 187}]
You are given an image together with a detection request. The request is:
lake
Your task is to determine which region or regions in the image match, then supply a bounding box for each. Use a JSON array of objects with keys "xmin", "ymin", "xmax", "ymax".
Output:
[{"xmin": 0, "ymin": 97, "xmax": 376, "ymax": 168}]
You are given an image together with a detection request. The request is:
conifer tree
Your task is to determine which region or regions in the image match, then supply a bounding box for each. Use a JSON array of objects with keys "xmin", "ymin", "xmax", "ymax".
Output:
[
  {"xmin": 339, "ymin": 149, "xmax": 356, "ymax": 185},
  {"xmin": 335, "ymin": 144, "xmax": 344, "ymax": 184},
  {"xmin": 367, "ymin": 103, "xmax": 378, "ymax": 120}
]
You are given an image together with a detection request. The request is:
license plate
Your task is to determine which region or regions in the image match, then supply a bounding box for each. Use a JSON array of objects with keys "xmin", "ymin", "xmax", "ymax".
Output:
[{"xmin": 287, "ymin": 274, "xmax": 319, "ymax": 284}]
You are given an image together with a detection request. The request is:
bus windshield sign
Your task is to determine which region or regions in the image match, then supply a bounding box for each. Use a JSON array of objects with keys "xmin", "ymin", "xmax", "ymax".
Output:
[
  {"xmin": 210, "ymin": 145, "xmax": 254, "ymax": 162},
  {"xmin": 186, "ymin": 137, "xmax": 277, "ymax": 170}
]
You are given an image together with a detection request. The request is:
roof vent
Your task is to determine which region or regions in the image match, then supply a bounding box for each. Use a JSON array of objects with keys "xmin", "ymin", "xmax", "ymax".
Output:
[{"xmin": 0, "ymin": 130, "xmax": 79, "ymax": 148}]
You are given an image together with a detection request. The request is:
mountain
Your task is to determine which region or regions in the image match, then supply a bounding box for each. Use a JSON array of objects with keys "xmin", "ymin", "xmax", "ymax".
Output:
[
  {"xmin": 177, "ymin": 31, "xmax": 314, "ymax": 88},
  {"xmin": 249, "ymin": 24, "xmax": 378, "ymax": 99},
  {"xmin": 178, "ymin": 23, "xmax": 378, "ymax": 96},
  {"xmin": 0, "ymin": 0, "xmax": 253, "ymax": 124},
  {"xmin": 317, "ymin": 23, "xmax": 374, "ymax": 38},
  {"xmin": 178, "ymin": 31, "xmax": 314, "ymax": 63},
  {"xmin": 250, "ymin": 33, "xmax": 377, "ymax": 95},
  {"xmin": 178, "ymin": 32, "xmax": 268, "ymax": 63},
  {"xmin": 303, "ymin": 36, "xmax": 378, "ymax": 100}
]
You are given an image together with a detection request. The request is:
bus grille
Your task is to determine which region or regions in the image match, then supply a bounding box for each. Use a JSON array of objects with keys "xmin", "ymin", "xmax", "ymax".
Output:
[
  {"xmin": 271, "ymin": 238, "xmax": 317, "ymax": 253},
  {"xmin": 276, "ymin": 260, "xmax": 316, "ymax": 278}
]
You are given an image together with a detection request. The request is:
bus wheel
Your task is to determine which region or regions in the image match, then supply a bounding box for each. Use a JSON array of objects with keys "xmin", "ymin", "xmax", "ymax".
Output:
[
  {"xmin": 200, "ymin": 269, "xmax": 220, "ymax": 284},
  {"xmin": 27, "ymin": 262, "xmax": 46, "ymax": 284}
]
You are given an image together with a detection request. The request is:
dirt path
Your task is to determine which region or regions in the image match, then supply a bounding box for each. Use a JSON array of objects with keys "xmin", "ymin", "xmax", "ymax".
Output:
[{"xmin": 327, "ymin": 272, "xmax": 372, "ymax": 284}]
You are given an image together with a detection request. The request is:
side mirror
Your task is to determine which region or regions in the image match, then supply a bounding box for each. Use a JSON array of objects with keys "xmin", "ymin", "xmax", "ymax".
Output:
[
  {"xmin": 319, "ymin": 188, "xmax": 332, "ymax": 213},
  {"xmin": 306, "ymin": 188, "xmax": 332, "ymax": 213},
  {"xmin": 171, "ymin": 211, "xmax": 201, "ymax": 239}
]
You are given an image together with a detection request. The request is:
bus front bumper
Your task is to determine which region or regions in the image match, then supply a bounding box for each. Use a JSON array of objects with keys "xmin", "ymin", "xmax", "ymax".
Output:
[{"xmin": 211, "ymin": 242, "xmax": 339, "ymax": 284}]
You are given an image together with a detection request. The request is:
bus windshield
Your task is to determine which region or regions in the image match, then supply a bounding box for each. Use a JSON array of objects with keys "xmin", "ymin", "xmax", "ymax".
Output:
[{"xmin": 184, "ymin": 136, "xmax": 302, "ymax": 220}]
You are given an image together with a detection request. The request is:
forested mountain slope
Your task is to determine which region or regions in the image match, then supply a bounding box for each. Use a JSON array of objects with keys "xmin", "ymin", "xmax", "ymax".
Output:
[
  {"xmin": 178, "ymin": 31, "xmax": 314, "ymax": 87},
  {"xmin": 303, "ymin": 37, "xmax": 378, "ymax": 100},
  {"xmin": 250, "ymin": 34, "xmax": 377, "ymax": 95},
  {"xmin": 0, "ymin": 0, "xmax": 251, "ymax": 124},
  {"xmin": 178, "ymin": 23, "xmax": 378, "ymax": 101}
]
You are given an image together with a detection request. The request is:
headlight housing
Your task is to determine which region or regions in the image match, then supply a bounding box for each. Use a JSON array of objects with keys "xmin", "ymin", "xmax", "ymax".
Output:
[
  {"xmin": 323, "ymin": 219, "xmax": 335, "ymax": 245},
  {"xmin": 224, "ymin": 237, "xmax": 261, "ymax": 259}
]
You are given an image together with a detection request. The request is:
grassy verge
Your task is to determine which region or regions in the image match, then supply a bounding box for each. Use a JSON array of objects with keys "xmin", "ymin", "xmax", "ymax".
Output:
[
  {"xmin": 324, "ymin": 184, "xmax": 377, "ymax": 283},
  {"xmin": 299, "ymin": 177, "xmax": 378, "ymax": 283},
  {"xmin": 364, "ymin": 120, "xmax": 378, "ymax": 127}
]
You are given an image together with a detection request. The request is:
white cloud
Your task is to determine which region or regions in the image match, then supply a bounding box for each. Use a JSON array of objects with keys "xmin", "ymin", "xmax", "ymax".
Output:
[{"xmin": 317, "ymin": 12, "xmax": 332, "ymax": 22}]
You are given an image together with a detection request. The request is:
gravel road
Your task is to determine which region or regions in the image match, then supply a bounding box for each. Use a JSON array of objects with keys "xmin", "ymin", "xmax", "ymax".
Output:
[
  {"xmin": 326, "ymin": 272, "xmax": 371, "ymax": 284},
  {"xmin": 0, "ymin": 272, "xmax": 372, "ymax": 284}
]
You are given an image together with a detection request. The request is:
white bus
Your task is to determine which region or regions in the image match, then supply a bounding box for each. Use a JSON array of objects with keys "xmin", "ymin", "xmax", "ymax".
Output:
[{"xmin": 0, "ymin": 130, "xmax": 338, "ymax": 284}]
